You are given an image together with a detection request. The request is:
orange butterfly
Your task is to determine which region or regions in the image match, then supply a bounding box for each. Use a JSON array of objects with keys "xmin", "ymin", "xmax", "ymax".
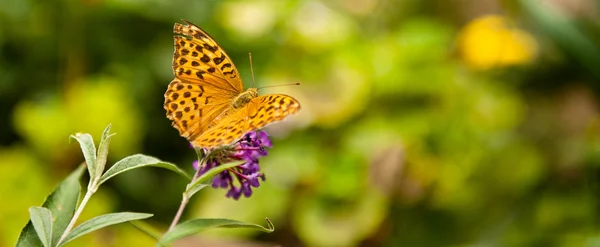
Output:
[{"xmin": 164, "ymin": 20, "xmax": 300, "ymax": 149}]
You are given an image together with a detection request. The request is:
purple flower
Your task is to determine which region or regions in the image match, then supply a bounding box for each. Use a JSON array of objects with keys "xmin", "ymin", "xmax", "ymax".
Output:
[{"xmin": 193, "ymin": 131, "xmax": 271, "ymax": 200}]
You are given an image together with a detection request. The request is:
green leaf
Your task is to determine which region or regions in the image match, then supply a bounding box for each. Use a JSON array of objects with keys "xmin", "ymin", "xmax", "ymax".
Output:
[
  {"xmin": 100, "ymin": 123, "xmax": 112, "ymax": 141},
  {"xmin": 185, "ymin": 160, "xmax": 244, "ymax": 198},
  {"xmin": 98, "ymin": 154, "xmax": 190, "ymax": 185},
  {"xmin": 58, "ymin": 212, "xmax": 153, "ymax": 247},
  {"xmin": 95, "ymin": 124, "xmax": 115, "ymax": 184},
  {"xmin": 71, "ymin": 133, "xmax": 97, "ymax": 180},
  {"xmin": 16, "ymin": 222, "xmax": 42, "ymax": 247},
  {"xmin": 17, "ymin": 166, "xmax": 84, "ymax": 247},
  {"xmin": 128, "ymin": 220, "xmax": 162, "ymax": 242},
  {"xmin": 520, "ymin": 0, "xmax": 600, "ymax": 78},
  {"xmin": 28, "ymin": 207, "xmax": 53, "ymax": 247},
  {"xmin": 185, "ymin": 183, "xmax": 209, "ymax": 199},
  {"xmin": 158, "ymin": 218, "xmax": 274, "ymax": 246}
]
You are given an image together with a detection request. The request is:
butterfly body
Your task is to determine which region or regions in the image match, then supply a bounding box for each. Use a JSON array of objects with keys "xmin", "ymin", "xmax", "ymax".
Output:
[
  {"xmin": 164, "ymin": 20, "xmax": 300, "ymax": 149},
  {"xmin": 232, "ymin": 88, "xmax": 258, "ymax": 109}
]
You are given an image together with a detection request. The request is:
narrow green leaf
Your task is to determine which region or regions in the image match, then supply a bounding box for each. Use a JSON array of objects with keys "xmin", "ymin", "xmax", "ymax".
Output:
[
  {"xmin": 95, "ymin": 124, "xmax": 116, "ymax": 184},
  {"xmin": 100, "ymin": 124, "xmax": 112, "ymax": 141},
  {"xmin": 520, "ymin": 0, "xmax": 600, "ymax": 78},
  {"xmin": 71, "ymin": 133, "xmax": 97, "ymax": 180},
  {"xmin": 185, "ymin": 183, "xmax": 209, "ymax": 199},
  {"xmin": 98, "ymin": 154, "xmax": 190, "ymax": 185},
  {"xmin": 58, "ymin": 212, "xmax": 153, "ymax": 247},
  {"xmin": 28, "ymin": 207, "xmax": 53, "ymax": 247},
  {"xmin": 17, "ymin": 165, "xmax": 84, "ymax": 247},
  {"xmin": 158, "ymin": 218, "xmax": 274, "ymax": 245},
  {"xmin": 185, "ymin": 160, "xmax": 244, "ymax": 197},
  {"xmin": 128, "ymin": 220, "xmax": 162, "ymax": 242}
]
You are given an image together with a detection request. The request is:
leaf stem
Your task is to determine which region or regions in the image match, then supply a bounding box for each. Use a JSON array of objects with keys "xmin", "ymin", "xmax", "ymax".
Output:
[{"xmin": 57, "ymin": 187, "xmax": 95, "ymax": 246}]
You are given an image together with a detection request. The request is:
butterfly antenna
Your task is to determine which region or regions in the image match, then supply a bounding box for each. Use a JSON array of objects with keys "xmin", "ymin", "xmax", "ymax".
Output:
[
  {"xmin": 257, "ymin": 82, "xmax": 301, "ymax": 90},
  {"xmin": 249, "ymin": 53, "xmax": 256, "ymax": 88},
  {"xmin": 249, "ymin": 52, "xmax": 301, "ymax": 90}
]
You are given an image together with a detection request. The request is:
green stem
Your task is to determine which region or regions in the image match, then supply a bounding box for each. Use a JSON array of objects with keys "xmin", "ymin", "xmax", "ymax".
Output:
[{"xmin": 56, "ymin": 187, "xmax": 95, "ymax": 246}]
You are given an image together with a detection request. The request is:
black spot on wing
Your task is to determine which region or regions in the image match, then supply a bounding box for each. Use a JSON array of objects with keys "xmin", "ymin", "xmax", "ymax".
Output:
[
  {"xmin": 200, "ymin": 55, "xmax": 210, "ymax": 63},
  {"xmin": 204, "ymin": 44, "xmax": 218, "ymax": 52},
  {"xmin": 196, "ymin": 71, "xmax": 204, "ymax": 79},
  {"xmin": 213, "ymin": 55, "xmax": 225, "ymax": 65}
]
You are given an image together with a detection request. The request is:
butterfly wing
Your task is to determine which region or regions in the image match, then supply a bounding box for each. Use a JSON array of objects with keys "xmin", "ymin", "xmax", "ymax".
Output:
[
  {"xmin": 173, "ymin": 20, "xmax": 244, "ymax": 93},
  {"xmin": 164, "ymin": 78, "xmax": 232, "ymax": 139},
  {"xmin": 191, "ymin": 94, "xmax": 301, "ymax": 148},
  {"xmin": 165, "ymin": 20, "xmax": 245, "ymax": 139}
]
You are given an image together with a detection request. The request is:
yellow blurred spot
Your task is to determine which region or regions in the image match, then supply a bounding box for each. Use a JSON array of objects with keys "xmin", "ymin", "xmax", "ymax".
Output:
[
  {"xmin": 458, "ymin": 15, "xmax": 538, "ymax": 69},
  {"xmin": 291, "ymin": 1, "xmax": 353, "ymax": 48},
  {"xmin": 220, "ymin": 1, "xmax": 277, "ymax": 38}
]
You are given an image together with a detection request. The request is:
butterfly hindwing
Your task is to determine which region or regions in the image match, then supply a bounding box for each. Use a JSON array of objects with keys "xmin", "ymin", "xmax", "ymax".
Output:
[
  {"xmin": 190, "ymin": 94, "xmax": 301, "ymax": 148},
  {"xmin": 245, "ymin": 94, "xmax": 301, "ymax": 131}
]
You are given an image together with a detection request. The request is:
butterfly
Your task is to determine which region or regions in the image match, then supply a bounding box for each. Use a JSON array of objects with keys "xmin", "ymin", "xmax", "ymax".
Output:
[{"xmin": 164, "ymin": 20, "xmax": 301, "ymax": 149}]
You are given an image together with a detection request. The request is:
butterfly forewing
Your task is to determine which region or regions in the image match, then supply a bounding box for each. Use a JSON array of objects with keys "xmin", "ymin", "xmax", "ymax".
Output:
[
  {"xmin": 166, "ymin": 21, "xmax": 245, "ymax": 139},
  {"xmin": 173, "ymin": 21, "xmax": 243, "ymax": 93}
]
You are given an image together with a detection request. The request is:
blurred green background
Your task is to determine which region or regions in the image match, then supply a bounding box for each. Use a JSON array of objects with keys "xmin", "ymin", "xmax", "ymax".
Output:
[{"xmin": 2, "ymin": 0, "xmax": 600, "ymax": 246}]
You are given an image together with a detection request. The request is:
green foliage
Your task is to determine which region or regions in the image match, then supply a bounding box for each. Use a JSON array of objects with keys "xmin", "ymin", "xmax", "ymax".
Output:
[
  {"xmin": 58, "ymin": 212, "xmax": 153, "ymax": 247},
  {"xmin": 2, "ymin": 0, "xmax": 600, "ymax": 246},
  {"xmin": 99, "ymin": 154, "xmax": 189, "ymax": 185},
  {"xmin": 28, "ymin": 207, "xmax": 53, "ymax": 247},
  {"xmin": 70, "ymin": 133, "xmax": 98, "ymax": 182},
  {"xmin": 521, "ymin": 0, "xmax": 600, "ymax": 77},
  {"xmin": 16, "ymin": 125, "xmax": 273, "ymax": 246},
  {"xmin": 16, "ymin": 166, "xmax": 84, "ymax": 247},
  {"xmin": 185, "ymin": 160, "xmax": 244, "ymax": 198},
  {"xmin": 17, "ymin": 127, "xmax": 161, "ymax": 247},
  {"xmin": 158, "ymin": 218, "xmax": 274, "ymax": 246}
]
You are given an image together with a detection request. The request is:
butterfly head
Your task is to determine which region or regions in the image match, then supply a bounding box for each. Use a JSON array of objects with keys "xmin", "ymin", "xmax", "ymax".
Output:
[{"xmin": 232, "ymin": 88, "xmax": 258, "ymax": 109}]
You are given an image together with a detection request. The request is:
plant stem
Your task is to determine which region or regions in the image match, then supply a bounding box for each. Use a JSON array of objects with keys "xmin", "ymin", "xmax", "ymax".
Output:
[
  {"xmin": 168, "ymin": 193, "xmax": 189, "ymax": 231},
  {"xmin": 57, "ymin": 188, "xmax": 95, "ymax": 246},
  {"xmin": 168, "ymin": 150, "xmax": 208, "ymax": 231}
]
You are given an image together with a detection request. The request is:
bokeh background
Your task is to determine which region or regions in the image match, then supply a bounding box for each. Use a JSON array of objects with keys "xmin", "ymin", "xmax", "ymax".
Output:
[{"xmin": 1, "ymin": 0, "xmax": 600, "ymax": 246}]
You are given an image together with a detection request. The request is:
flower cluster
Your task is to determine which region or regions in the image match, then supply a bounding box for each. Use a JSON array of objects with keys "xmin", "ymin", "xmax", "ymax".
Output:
[{"xmin": 193, "ymin": 131, "xmax": 272, "ymax": 200}]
